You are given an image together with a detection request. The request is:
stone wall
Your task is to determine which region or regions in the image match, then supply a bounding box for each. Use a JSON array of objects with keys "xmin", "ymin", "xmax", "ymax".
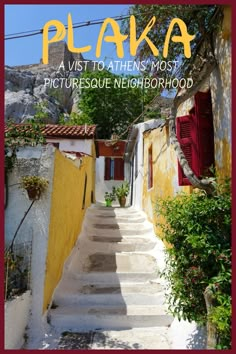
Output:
[
  {"xmin": 48, "ymin": 41, "xmax": 93, "ymax": 70},
  {"xmin": 15, "ymin": 41, "xmax": 88, "ymax": 71},
  {"xmin": 48, "ymin": 42, "xmax": 73, "ymax": 70}
]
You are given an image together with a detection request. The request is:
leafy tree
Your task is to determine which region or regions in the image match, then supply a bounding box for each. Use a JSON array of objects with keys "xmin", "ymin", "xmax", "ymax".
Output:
[
  {"xmin": 59, "ymin": 112, "xmax": 93, "ymax": 125},
  {"xmin": 78, "ymin": 70, "xmax": 157, "ymax": 139},
  {"xmin": 122, "ymin": 5, "xmax": 218, "ymax": 79}
]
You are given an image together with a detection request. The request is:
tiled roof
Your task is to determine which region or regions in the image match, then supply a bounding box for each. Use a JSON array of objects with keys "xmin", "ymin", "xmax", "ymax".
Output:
[
  {"xmin": 5, "ymin": 124, "xmax": 96, "ymax": 139},
  {"xmin": 43, "ymin": 124, "xmax": 96, "ymax": 139}
]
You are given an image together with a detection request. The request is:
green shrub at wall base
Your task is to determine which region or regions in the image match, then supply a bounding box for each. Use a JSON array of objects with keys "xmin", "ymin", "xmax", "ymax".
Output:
[{"xmin": 155, "ymin": 178, "xmax": 231, "ymax": 349}]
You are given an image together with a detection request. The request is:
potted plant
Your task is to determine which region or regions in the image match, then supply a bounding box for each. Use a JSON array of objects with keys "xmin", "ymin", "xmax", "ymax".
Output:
[
  {"xmin": 104, "ymin": 187, "xmax": 116, "ymax": 207},
  {"xmin": 115, "ymin": 181, "xmax": 130, "ymax": 207},
  {"xmin": 20, "ymin": 175, "xmax": 49, "ymax": 200}
]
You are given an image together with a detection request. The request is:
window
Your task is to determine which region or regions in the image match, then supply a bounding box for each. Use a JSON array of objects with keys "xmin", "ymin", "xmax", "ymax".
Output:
[
  {"xmin": 148, "ymin": 145, "xmax": 153, "ymax": 189},
  {"xmin": 104, "ymin": 157, "xmax": 124, "ymax": 180},
  {"xmin": 110, "ymin": 159, "xmax": 115, "ymax": 179},
  {"xmin": 176, "ymin": 90, "xmax": 214, "ymax": 186}
]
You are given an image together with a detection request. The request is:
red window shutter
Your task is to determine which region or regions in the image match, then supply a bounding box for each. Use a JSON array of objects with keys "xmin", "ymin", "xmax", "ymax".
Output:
[
  {"xmin": 104, "ymin": 157, "xmax": 111, "ymax": 180},
  {"xmin": 114, "ymin": 158, "xmax": 124, "ymax": 180},
  {"xmin": 194, "ymin": 91, "xmax": 214, "ymax": 176},
  {"xmin": 176, "ymin": 115, "xmax": 199, "ymax": 186},
  {"xmin": 177, "ymin": 91, "xmax": 214, "ymax": 187}
]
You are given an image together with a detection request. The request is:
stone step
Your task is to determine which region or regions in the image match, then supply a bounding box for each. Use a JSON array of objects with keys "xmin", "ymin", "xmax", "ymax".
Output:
[
  {"xmin": 85, "ymin": 225, "xmax": 153, "ymax": 237},
  {"xmin": 69, "ymin": 271, "xmax": 159, "ymax": 283},
  {"xmin": 49, "ymin": 305, "xmax": 173, "ymax": 331},
  {"xmin": 83, "ymin": 253, "xmax": 158, "ymax": 273},
  {"xmin": 54, "ymin": 279, "xmax": 163, "ymax": 296},
  {"xmin": 54, "ymin": 292, "xmax": 166, "ymax": 307},
  {"xmin": 66, "ymin": 253, "xmax": 159, "ymax": 282},
  {"xmin": 86, "ymin": 238, "xmax": 156, "ymax": 252},
  {"xmin": 90, "ymin": 223, "xmax": 150, "ymax": 230},
  {"xmin": 89, "ymin": 206, "xmax": 138, "ymax": 212},
  {"xmin": 48, "ymin": 204, "xmax": 172, "ymax": 335},
  {"xmin": 87, "ymin": 216, "xmax": 146, "ymax": 224},
  {"xmin": 87, "ymin": 207, "xmax": 141, "ymax": 218},
  {"xmin": 54, "ymin": 289, "xmax": 165, "ymax": 307}
]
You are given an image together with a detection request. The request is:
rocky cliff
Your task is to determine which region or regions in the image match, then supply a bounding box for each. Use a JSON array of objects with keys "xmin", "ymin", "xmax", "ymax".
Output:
[
  {"xmin": 5, "ymin": 42, "xmax": 89, "ymax": 123},
  {"xmin": 5, "ymin": 65, "xmax": 78, "ymax": 123}
]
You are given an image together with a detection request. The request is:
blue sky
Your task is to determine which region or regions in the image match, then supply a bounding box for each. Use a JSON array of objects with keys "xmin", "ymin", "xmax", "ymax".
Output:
[{"xmin": 5, "ymin": 4, "xmax": 134, "ymax": 71}]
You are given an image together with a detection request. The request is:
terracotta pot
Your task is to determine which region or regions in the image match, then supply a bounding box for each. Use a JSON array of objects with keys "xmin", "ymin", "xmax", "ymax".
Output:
[
  {"xmin": 26, "ymin": 188, "xmax": 41, "ymax": 200},
  {"xmin": 119, "ymin": 196, "xmax": 126, "ymax": 207}
]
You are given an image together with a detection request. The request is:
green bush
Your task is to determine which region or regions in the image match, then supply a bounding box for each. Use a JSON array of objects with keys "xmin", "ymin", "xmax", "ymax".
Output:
[{"xmin": 155, "ymin": 178, "xmax": 231, "ymax": 348}]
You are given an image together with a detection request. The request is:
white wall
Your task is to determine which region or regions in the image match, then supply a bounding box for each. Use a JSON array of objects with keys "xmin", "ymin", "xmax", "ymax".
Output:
[
  {"xmin": 5, "ymin": 145, "xmax": 54, "ymax": 248},
  {"xmin": 5, "ymin": 144, "xmax": 56, "ymax": 345},
  {"xmin": 5, "ymin": 290, "xmax": 31, "ymax": 349},
  {"xmin": 95, "ymin": 157, "xmax": 130, "ymax": 205},
  {"xmin": 27, "ymin": 145, "xmax": 55, "ymax": 338},
  {"xmin": 132, "ymin": 129, "xmax": 144, "ymax": 210},
  {"xmin": 131, "ymin": 120, "xmax": 163, "ymax": 211},
  {"xmin": 46, "ymin": 138, "xmax": 92, "ymax": 155},
  {"xmin": 5, "ymin": 145, "xmax": 43, "ymax": 246}
]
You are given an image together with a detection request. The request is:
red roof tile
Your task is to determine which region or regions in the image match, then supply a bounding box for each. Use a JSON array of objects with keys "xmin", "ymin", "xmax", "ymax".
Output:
[{"xmin": 5, "ymin": 124, "xmax": 96, "ymax": 139}]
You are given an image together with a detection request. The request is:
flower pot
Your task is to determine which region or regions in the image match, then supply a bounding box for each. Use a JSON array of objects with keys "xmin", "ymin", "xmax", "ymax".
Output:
[
  {"xmin": 105, "ymin": 199, "xmax": 112, "ymax": 207},
  {"xmin": 26, "ymin": 188, "xmax": 41, "ymax": 200},
  {"xmin": 119, "ymin": 196, "xmax": 126, "ymax": 207}
]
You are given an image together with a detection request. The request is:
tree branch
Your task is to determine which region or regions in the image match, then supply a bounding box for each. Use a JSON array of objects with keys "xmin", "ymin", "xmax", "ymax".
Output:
[
  {"xmin": 204, "ymin": 285, "xmax": 218, "ymax": 349},
  {"xmin": 168, "ymin": 37, "xmax": 217, "ymax": 195}
]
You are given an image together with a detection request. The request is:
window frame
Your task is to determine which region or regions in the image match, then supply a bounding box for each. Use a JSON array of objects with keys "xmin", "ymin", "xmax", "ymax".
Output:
[
  {"xmin": 176, "ymin": 90, "xmax": 214, "ymax": 186},
  {"xmin": 104, "ymin": 157, "xmax": 124, "ymax": 181}
]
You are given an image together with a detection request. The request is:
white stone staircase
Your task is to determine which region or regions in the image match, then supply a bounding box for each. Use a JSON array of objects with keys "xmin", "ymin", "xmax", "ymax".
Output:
[{"xmin": 48, "ymin": 205, "xmax": 173, "ymax": 332}]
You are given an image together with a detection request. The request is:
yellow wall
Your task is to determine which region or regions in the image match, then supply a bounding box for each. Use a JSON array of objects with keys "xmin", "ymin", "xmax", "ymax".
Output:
[
  {"xmin": 142, "ymin": 126, "xmax": 191, "ymax": 239},
  {"xmin": 43, "ymin": 148, "xmax": 95, "ymax": 312},
  {"xmin": 141, "ymin": 6, "xmax": 231, "ymax": 241}
]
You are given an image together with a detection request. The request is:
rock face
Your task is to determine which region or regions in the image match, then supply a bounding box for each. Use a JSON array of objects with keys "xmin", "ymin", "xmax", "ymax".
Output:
[
  {"xmin": 5, "ymin": 66, "xmax": 71, "ymax": 123},
  {"xmin": 5, "ymin": 42, "xmax": 90, "ymax": 123}
]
